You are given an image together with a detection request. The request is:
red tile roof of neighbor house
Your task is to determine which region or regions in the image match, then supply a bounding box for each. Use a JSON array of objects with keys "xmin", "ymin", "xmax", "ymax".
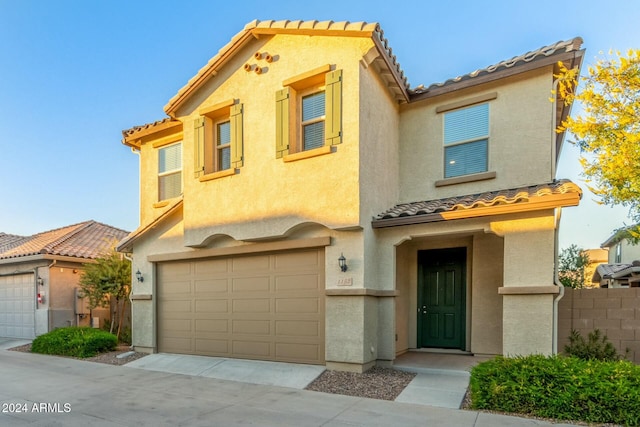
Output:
[
  {"xmin": 372, "ymin": 179, "xmax": 582, "ymax": 228},
  {"xmin": 0, "ymin": 221, "xmax": 129, "ymax": 260}
]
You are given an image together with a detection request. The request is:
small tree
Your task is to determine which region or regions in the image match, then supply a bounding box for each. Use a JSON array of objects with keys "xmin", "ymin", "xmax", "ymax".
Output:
[
  {"xmin": 558, "ymin": 244, "xmax": 590, "ymax": 288},
  {"xmin": 555, "ymin": 50, "xmax": 640, "ymax": 237},
  {"xmin": 79, "ymin": 245, "xmax": 131, "ymax": 340}
]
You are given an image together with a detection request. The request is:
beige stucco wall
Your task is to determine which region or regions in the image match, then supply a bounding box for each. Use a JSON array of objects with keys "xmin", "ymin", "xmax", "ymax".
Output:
[
  {"xmin": 398, "ymin": 68, "xmax": 554, "ymax": 203},
  {"xmin": 171, "ymin": 34, "xmax": 377, "ymax": 246}
]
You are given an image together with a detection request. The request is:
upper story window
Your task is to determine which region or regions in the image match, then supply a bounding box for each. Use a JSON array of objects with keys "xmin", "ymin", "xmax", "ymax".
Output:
[
  {"xmin": 301, "ymin": 91, "xmax": 326, "ymax": 151},
  {"xmin": 443, "ymin": 103, "xmax": 489, "ymax": 178},
  {"xmin": 615, "ymin": 243, "xmax": 622, "ymax": 263},
  {"xmin": 194, "ymin": 101, "xmax": 243, "ymax": 179},
  {"xmin": 158, "ymin": 142, "xmax": 182, "ymax": 201},
  {"xmin": 276, "ymin": 65, "xmax": 342, "ymax": 160},
  {"xmin": 216, "ymin": 120, "xmax": 231, "ymax": 170}
]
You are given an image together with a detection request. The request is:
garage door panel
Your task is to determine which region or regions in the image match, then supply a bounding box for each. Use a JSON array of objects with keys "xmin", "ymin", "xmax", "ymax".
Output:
[
  {"xmin": 195, "ymin": 338, "xmax": 228, "ymax": 353},
  {"xmin": 232, "ymin": 340, "xmax": 271, "ymax": 357},
  {"xmin": 276, "ymin": 297, "xmax": 319, "ymax": 314},
  {"xmin": 195, "ymin": 259, "xmax": 228, "ymax": 274},
  {"xmin": 194, "ymin": 279, "xmax": 228, "ymax": 293},
  {"xmin": 232, "ymin": 255, "xmax": 270, "ymax": 272},
  {"xmin": 276, "ymin": 343, "xmax": 320, "ymax": 362},
  {"xmin": 162, "ymin": 318, "xmax": 192, "ymax": 333},
  {"xmin": 232, "ymin": 319, "xmax": 270, "ymax": 335},
  {"xmin": 275, "ymin": 274, "xmax": 320, "ymax": 291},
  {"xmin": 233, "ymin": 299, "xmax": 270, "ymax": 313},
  {"xmin": 195, "ymin": 319, "xmax": 228, "ymax": 333},
  {"xmin": 160, "ymin": 280, "xmax": 191, "ymax": 294},
  {"xmin": 158, "ymin": 262, "xmax": 191, "ymax": 277},
  {"xmin": 158, "ymin": 248, "xmax": 324, "ymax": 364},
  {"xmin": 231, "ymin": 276, "xmax": 270, "ymax": 293},
  {"xmin": 158, "ymin": 299, "xmax": 192, "ymax": 314},
  {"xmin": 194, "ymin": 299, "xmax": 228, "ymax": 313},
  {"xmin": 276, "ymin": 320, "xmax": 320, "ymax": 337},
  {"xmin": 160, "ymin": 336, "xmax": 193, "ymax": 353}
]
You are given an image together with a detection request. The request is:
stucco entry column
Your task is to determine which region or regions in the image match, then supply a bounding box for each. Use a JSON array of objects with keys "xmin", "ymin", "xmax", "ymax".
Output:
[{"xmin": 489, "ymin": 214, "xmax": 560, "ymax": 356}]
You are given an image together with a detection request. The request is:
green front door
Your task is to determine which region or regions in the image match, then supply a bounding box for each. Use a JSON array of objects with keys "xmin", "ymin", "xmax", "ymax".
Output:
[{"xmin": 417, "ymin": 248, "xmax": 466, "ymax": 349}]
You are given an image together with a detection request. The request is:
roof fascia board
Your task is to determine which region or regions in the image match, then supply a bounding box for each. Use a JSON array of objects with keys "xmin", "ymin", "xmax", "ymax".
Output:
[
  {"xmin": 164, "ymin": 30, "xmax": 257, "ymax": 116},
  {"xmin": 410, "ymin": 50, "xmax": 584, "ymax": 102},
  {"xmin": 123, "ymin": 120, "xmax": 183, "ymax": 147},
  {"xmin": 0, "ymin": 254, "xmax": 96, "ymax": 266},
  {"xmin": 371, "ymin": 192, "xmax": 580, "ymax": 229},
  {"xmin": 371, "ymin": 36, "xmax": 410, "ymax": 103}
]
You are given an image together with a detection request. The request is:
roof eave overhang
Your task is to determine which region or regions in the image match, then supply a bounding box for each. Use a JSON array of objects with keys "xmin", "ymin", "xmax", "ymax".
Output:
[
  {"xmin": 122, "ymin": 120, "xmax": 183, "ymax": 149},
  {"xmin": 0, "ymin": 253, "xmax": 98, "ymax": 266},
  {"xmin": 409, "ymin": 49, "xmax": 585, "ymax": 103},
  {"xmin": 371, "ymin": 192, "xmax": 581, "ymax": 229}
]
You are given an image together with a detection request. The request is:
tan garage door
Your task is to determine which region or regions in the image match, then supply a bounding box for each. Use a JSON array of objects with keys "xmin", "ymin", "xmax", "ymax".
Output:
[
  {"xmin": 157, "ymin": 249, "xmax": 325, "ymax": 364},
  {"xmin": 0, "ymin": 273, "xmax": 35, "ymax": 339}
]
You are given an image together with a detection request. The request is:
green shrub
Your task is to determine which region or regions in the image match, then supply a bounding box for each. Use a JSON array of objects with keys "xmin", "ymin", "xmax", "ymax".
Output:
[
  {"xmin": 564, "ymin": 329, "xmax": 625, "ymax": 361},
  {"xmin": 470, "ymin": 355, "xmax": 640, "ymax": 426},
  {"xmin": 31, "ymin": 327, "xmax": 117, "ymax": 358}
]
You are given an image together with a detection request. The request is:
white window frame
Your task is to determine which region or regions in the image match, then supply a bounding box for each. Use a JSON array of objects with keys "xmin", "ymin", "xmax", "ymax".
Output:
[
  {"xmin": 215, "ymin": 119, "xmax": 231, "ymax": 172},
  {"xmin": 298, "ymin": 86, "xmax": 326, "ymax": 152},
  {"xmin": 158, "ymin": 141, "xmax": 182, "ymax": 201},
  {"xmin": 442, "ymin": 102, "xmax": 490, "ymax": 179}
]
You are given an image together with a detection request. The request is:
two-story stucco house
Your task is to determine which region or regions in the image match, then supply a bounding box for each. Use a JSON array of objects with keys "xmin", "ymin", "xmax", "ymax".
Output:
[{"xmin": 117, "ymin": 20, "xmax": 584, "ymax": 372}]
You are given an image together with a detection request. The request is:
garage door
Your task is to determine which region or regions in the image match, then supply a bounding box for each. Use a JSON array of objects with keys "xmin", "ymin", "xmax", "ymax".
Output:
[
  {"xmin": 0, "ymin": 273, "xmax": 35, "ymax": 339},
  {"xmin": 157, "ymin": 248, "xmax": 325, "ymax": 364}
]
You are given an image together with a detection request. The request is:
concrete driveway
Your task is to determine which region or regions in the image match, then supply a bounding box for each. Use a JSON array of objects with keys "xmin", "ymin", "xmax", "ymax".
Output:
[{"xmin": 0, "ymin": 341, "xmax": 575, "ymax": 426}]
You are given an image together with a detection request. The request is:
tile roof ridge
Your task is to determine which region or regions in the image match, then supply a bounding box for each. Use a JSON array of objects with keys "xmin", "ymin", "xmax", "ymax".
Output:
[
  {"xmin": 40, "ymin": 220, "xmax": 95, "ymax": 255},
  {"xmin": 164, "ymin": 19, "xmax": 408, "ymax": 115},
  {"xmin": 410, "ymin": 36, "xmax": 584, "ymax": 94}
]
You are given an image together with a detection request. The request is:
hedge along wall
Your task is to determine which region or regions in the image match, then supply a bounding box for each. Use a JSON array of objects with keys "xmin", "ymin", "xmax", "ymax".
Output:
[{"xmin": 558, "ymin": 287, "xmax": 640, "ymax": 364}]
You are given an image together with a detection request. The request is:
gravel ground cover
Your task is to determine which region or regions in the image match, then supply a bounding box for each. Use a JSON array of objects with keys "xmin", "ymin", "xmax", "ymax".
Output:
[{"xmin": 305, "ymin": 366, "xmax": 416, "ymax": 400}]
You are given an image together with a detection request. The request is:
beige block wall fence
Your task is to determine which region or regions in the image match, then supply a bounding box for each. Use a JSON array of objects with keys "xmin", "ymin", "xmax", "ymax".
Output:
[{"xmin": 558, "ymin": 287, "xmax": 640, "ymax": 364}]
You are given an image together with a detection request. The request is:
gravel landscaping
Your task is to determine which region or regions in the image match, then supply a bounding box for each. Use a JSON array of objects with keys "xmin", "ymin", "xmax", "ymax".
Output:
[{"xmin": 305, "ymin": 366, "xmax": 416, "ymax": 400}]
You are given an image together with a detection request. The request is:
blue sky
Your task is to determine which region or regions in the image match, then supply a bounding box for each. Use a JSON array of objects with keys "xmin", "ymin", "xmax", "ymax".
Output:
[{"xmin": 0, "ymin": 0, "xmax": 638, "ymax": 249}]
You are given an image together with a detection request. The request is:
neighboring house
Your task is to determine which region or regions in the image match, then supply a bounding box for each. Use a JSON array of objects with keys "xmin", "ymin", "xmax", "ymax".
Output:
[
  {"xmin": 593, "ymin": 227, "xmax": 640, "ymax": 287},
  {"xmin": 601, "ymin": 226, "xmax": 640, "ymax": 264},
  {"xmin": 0, "ymin": 221, "xmax": 129, "ymax": 339},
  {"xmin": 117, "ymin": 20, "xmax": 584, "ymax": 372},
  {"xmin": 583, "ymin": 248, "xmax": 608, "ymax": 288}
]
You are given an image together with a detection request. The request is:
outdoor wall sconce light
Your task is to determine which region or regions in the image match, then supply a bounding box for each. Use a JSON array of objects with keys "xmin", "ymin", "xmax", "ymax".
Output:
[
  {"xmin": 37, "ymin": 277, "xmax": 44, "ymax": 287},
  {"xmin": 338, "ymin": 253, "xmax": 348, "ymax": 272},
  {"xmin": 135, "ymin": 270, "xmax": 144, "ymax": 283}
]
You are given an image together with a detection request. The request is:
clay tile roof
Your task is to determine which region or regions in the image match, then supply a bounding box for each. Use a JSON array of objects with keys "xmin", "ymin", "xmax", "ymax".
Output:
[
  {"xmin": 0, "ymin": 221, "xmax": 129, "ymax": 261},
  {"xmin": 164, "ymin": 19, "xmax": 409, "ymax": 115},
  {"xmin": 410, "ymin": 37, "xmax": 584, "ymax": 95},
  {"xmin": 121, "ymin": 117, "xmax": 181, "ymax": 141},
  {"xmin": 372, "ymin": 179, "xmax": 581, "ymax": 228}
]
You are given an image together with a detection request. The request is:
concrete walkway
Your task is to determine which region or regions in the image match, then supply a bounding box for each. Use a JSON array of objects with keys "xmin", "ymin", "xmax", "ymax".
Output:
[
  {"xmin": 0, "ymin": 344, "xmax": 576, "ymax": 426},
  {"xmin": 126, "ymin": 351, "xmax": 481, "ymax": 409}
]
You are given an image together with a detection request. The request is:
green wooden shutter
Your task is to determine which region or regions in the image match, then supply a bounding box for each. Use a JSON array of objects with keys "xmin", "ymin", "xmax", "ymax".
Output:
[
  {"xmin": 325, "ymin": 69, "xmax": 342, "ymax": 145},
  {"xmin": 193, "ymin": 117, "xmax": 205, "ymax": 178},
  {"xmin": 230, "ymin": 103, "xmax": 243, "ymax": 168},
  {"xmin": 275, "ymin": 87, "xmax": 290, "ymax": 158}
]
